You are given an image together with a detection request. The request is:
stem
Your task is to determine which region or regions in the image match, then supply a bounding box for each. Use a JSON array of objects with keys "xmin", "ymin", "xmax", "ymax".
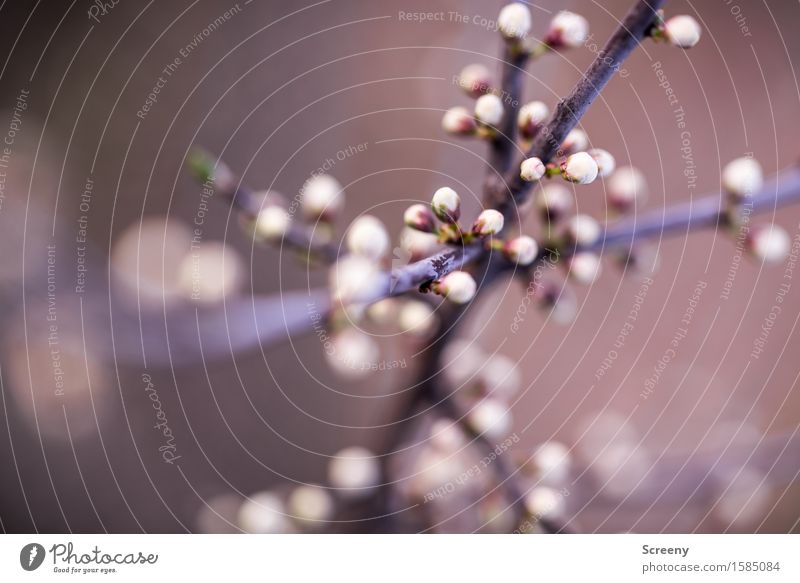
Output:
[{"xmin": 486, "ymin": 43, "xmax": 528, "ymax": 178}]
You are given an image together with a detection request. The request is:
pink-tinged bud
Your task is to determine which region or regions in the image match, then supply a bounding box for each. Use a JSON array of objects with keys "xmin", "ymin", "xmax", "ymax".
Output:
[
  {"xmin": 747, "ymin": 225, "xmax": 791, "ymax": 264},
  {"xmin": 400, "ymin": 227, "xmax": 440, "ymax": 261},
  {"xmin": 561, "ymin": 151, "xmax": 598, "ymax": 184},
  {"xmin": 330, "ymin": 255, "xmax": 383, "ymax": 304},
  {"xmin": 722, "ymin": 157, "xmax": 763, "ymax": 200},
  {"xmin": 588, "ymin": 148, "xmax": 616, "ymax": 178},
  {"xmin": 458, "ymin": 63, "xmax": 493, "ymax": 97},
  {"xmin": 328, "ymin": 446, "xmax": 380, "ymax": 498},
  {"xmin": 536, "ymin": 183, "xmax": 573, "ymax": 221},
  {"xmin": 664, "ymin": 15, "xmax": 702, "ymax": 49},
  {"xmin": 608, "ymin": 166, "xmax": 647, "ymax": 212},
  {"xmin": 434, "ymin": 270, "xmax": 477, "ymax": 304},
  {"xmin": 326, "ymin": 327, "xmax": 380, "ymax": 379},
  {"xmin": 403, "ymin": 203, "xmax": 437, "ymax": 233},
  {"xmin": 524, "ymin": 486, "xmax": 565, "ymax": 520},
  {"xmin": 287, "ymin": 485, "xmax": 334, "ymax": 527},
  {"xmin": 530, "ymin": 441, "xmax": 572, "ymax": 484},
  {"xmin": 520, "ymin": 157, "xmax": 546, "ymax": 182},
  {"xmin": 503, "ymin": 235, "xmax": 539, "ymax": 266},
  {"xmin": 565, "ymin": 213, "xmax": 601, "ymax": 247},
  {"xmin": 431, "ymin": 186, "xmax": 461, "ymax": 223},
  {"xmin": 399, "ymin": 300, "xmax": 437, "ymax": 338},
  {"xmin": 498, "ymin": 2, "xmax": 532, "ymax": 40},
  {"xmin": 346, "ymin": 215, "xmax": 390, "ymax": 261},
  {"xmin": 301, "ymin": 174, "xmax": 343, "ymax": 221},
  {"xmin": 472, "ymin": 208, "xmax": 504, "ymax": 236},
  {"xmin": 442, "ymin": 106, "xmax": 477, "ymax": 136},
  {"xmin": 568, "ymin": 252, "xmax": 601, "ymax": 284},
  {"xmin": 254, "ymin": 206, "xmax": 290, "ymax": 241},
  {"xmin": 238, "ymin": 491, "xmax": 289, "ymax": 533},
  {"xmin": 467, "ymin": 399, "xmax": 512, "ymax": 439},
  {"xmin": 474, "ymin": 94, "xmax": 504, "ymax": 126},
  {"xmin": 560, "ymin": 128, "xmax": 589, "ymax": 155},
  {"xmin": 429, "ymin": 418, "xmax": 466, "ymax": 452},
  {"xmin": 518, "ymin": 101, "xmax": 549, "ymax": 140},
  {"xmin": 546, "ymin": 11, "xmax": 589, "ymax": 49}
]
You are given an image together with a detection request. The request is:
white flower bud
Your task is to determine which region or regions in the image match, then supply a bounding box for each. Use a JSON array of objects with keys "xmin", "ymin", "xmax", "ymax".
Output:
[
  {"xmin": 503, "ymin": 235, "xmax": 539, "ymax": 266},
  {"xmin": 238, "ymin": 491, "xmax": 290, "ymax": 533},
  {"xmin": 346, "ymin": 215, "xmax": 390, "ymax": 261},
  {"xmin": 560, "ymin": 128, "xmax": 589, "ymax": 155},
  {"xmin": 178, "ymin": 241, "xmax": 243, "ymax": 304},
  {"xmin": 399, "ymin": 300, "xmax": 437, "ymax": 338},
  {"xmin": 518, "ymin": 101, "xmax": 549, "ymax": 140},
  {"xmin": 722, "ymin": 157, "xmax": 763, "ymax": 200},
  {"xmin": 429, "ymin": 418, "xmax": 466, "ymax": 452},
  {"xmin": 366, "ymin": 298, "xmax": 399, "ymax": 324},
  {"xmin": 588, "ymin": 148, "xmax": 616, "ymax": 178},
  {"xmin": 287, "ymin": 485, "xmax": 334, "ymax": 527},
  {"xmin": 531, "ymin": 441, "xmax": 572, "ymax": 485},
  {"xmin": 664, "ymin": 15, "xmax": 702, "ymax": 49},
  {"xmin": 458, "ymin": 63, "xmax": 492, "ymax": 97},
  {"xmin": 254, "ymin": 205, "xmax": 290, "ymax": 241},
  {"xmin": 301, "ymin": 174, "xmax": 343, "ymax": 221},
  {"xmin": 442, "ymin": 106, "xmax": 478, "ymax": 136},
  {"xmin": 608, "ymin": 166, "xmax": 647, "ymax": 212},
  {"xmin": 524, "ymin": 486, "xmax": 565, "ymax": 520},
  {"xmin": 520, "ymin": 157, "xmax": 546, "ymax": 182},
  {"xmin": 328, "ymin": 446, "xmax": 380, "ymax": 498},
  {"xmin": 400, "ymin": 227, "xmax": 440, "ymax": 261},
  {"xmin": 326, "ymin": 327, "xmax": 380, "ymax": 378},
  {"xmin": 467, "ymin": 399, "xmax": 512, "ymax": 440},
  {"xmin": 561, "ymin": 151, "xmax": 598, "ymax": 184},
  {"xmin": 403, "ymin": 203, "xmax": 437, "ymax": 233},
  {"xmin": 565, "ymin": 214, "xmax": 601, "ymax": 247},
  {"xmin": 431, "ymin": 186, "xmax": 461, "ymax": 223},
  {"xmin": 330, "ymin": 255, "xmax": 383, "ymax": 304},
  {"xmin": 498, "ymin": 2, "xmax": 532, "ymax": 40},
  {"xmin": 536, "ymin": 182, "xmax": 573, "ymax": 221},
  {"xmin": 748, "ymin": 225, "xmax": 791, "ymax": 264},
  {"xmin": 472, "ymin": 208, "xmax": 504, "ymax": 236},
  {"xmin": 480, "ymin": 354, "xmax": 522, "ymax": 402},
  {"xmin": 435, "ymin": 270, "xmax": 477, "ymax": 304},
  {"xmin": 568, "ymin": 252, "xmax": 601, "ymax": 284},
  {"xmin": 474, "ymin": 94, "xmax": 504, "ymax": 127},
  {"xmin": 546, "ymin": 11, "xmax": 589, "ymax": 49}
]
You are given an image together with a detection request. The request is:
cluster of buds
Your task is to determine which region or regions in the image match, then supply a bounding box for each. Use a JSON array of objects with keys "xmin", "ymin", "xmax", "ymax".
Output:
[
  {"xmin": 651, "ymin": 13, "xmax": 702, "ymax": 49},
  {"xmin": 406, "ymin": 187, "xmax": 506, "ymax": 243}
]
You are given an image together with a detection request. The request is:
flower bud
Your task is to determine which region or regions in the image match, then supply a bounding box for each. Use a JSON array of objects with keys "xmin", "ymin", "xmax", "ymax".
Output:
[
  {"xmin": 457, "ymin": 63, "xmax": 493, "ymax": 97},
  {"xmin": 328, "ymin": 446, "xmax": 380, "ymax": 498},
  {"xmin": 472, "ymin": 208, "xmax": 505, "ymax": 236},
  {"xmin": 435, "ymin": 270, "xmax": 477, "ymax": 304},
  {"xmin": 403, "ymin": 203, "xmax": 437, "ymax": 233},
  {"xmin": 561, "ymin": 151, "xmax": 598, "ymax": 184},
  {"xmin": 503, "ymin": 235, "xmax": 539, "ymax": 266},
  {"xmin": 399, "ymin": 300, "xmax": 437, "ymax": 338},
  {"xmin": 429, "ymin": 418, "xmax": 466, "ymax": 453},
  {"xmin": 530, "ymin": 441, "xmax": 572, "ymax": 484},
  {"xmin": 474, "ymin": 93, "xmax": 504, "ymax": 126},
  {"xmin": 568, "ymin": 252, "xmax": 601, "ymax": 284},
  {"xmin": 431, "ymin": 186, "xmax": 461, "ymax": 223},
  {"xmin": 608, "ymin": 165, "xmax": 647, "ymax": 212},
  {"xmin": 546, "ymin": 11, "xmax": 589, "ymax": 49},
  {"xmin": 588, "ymin": 148, "xmax": 616, "ymax": 178},
  {"xmin": 301, "ymin": 174, "xmax": 343, "ymax": 221},
  {"xmin": 467, "ymin": 399, "xmax": 512, "ymax": 439},
  {"xmin": 254, "ymin": 205, "xmax": 290, "ymax": 241},
  {"xmin": 326, "ymin": 327, "xmax": 380, "ymax": 378},
  {"xmin": 498, "ymin": 2, "xmax": 531, "ymax": 40},
  {"xmin": 330, "ymin": 255, "xmax": 383, "ymax": 304},
  {"xmin": 480, "ymin": 354, "xmax": 522, "ymax": 402},
  {"xmin": 518, "ymin": 100, "xmax": 549, "ymax": 139},
  {"xmin": 664, "ymin": 15, "xmax": 702, "ymax": 49},
  {"xmin": 346, "ymin": 215, "xmax": 390, "ymax": 261},
  {"xmin": 536, "ymin": 182, "xmax": 573, "ymax": 221},
  {"xmin": 747, "ymin": 225, "xmax": 790, "ymax": 264},
  {"xmin": 287, "ymin": 485, "xmax": 334, "ymax": 527},
  {"xmin": 722, "ymin": 157, "xmax": 763, "ymax": 200},
  {"xmin": 442, "ymin": 106, "xmax": 477, "ymax": 136},
  {"xmin": 400, "ymin": 227, "xmax": 440, "ymax": 261},
  {"xmin": 524, "ymin": 486, "xmax": 565, "ymax": 520},
  {"xmin": 187, "ymin": 149, "xmax": 237, "ymax": 195},
  {"xmin": 520, "ymin": 157, "xmax": 546, "ymax": 182},
  {"xmin": 238, "ymin": 491, "xmax": 290, "ymax": 534},
  {"xmin": 565, "ymin": 213, "xmax": 601, "ymax": 247},
  {"xmin": 560, "ymin": 128, "xmax": 589, "ymax": 155}
]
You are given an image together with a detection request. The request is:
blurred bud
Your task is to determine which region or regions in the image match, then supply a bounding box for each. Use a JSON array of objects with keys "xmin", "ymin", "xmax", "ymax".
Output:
[
  {"xmin": 326, "ymin": 327, "xmax": 380, "ymax": 378},
  {"xmin": 366, "ymin": 298, "xmax": 398, "ymax": 325},
  {"xmin": 498, "ymin": 2, "xmax": 532, "ymax": 40},
  {"xmin": 664, "ymin": 15, "xmax": 702, "ymax": 49},
  {"xmin": 328, "ymin": 446, "xmax": 380, "ymax": 498},
  {"xmin": 530, "ymin": 441, "xmax": 572, "ymax": 484},
  {"xmin": 565, "ymin": 214, "xmax": 601, "ymax": 247},
  {"xmin": 178, "ymin": 242, "xmax": 243, "ymax": 304},
  {"xmin": 560, "ymin": 128, "xmax": 589, "ymax": 155},
  {"xmin": 520, "ymin": 157, "xmax": 546, "ymax": 182},
  {"xmin": 434, "ymin": 270, "xmax": 477, "ymax": 304},
  {"xmin": 254, "ymin": 205, "xmax": 290, "ymax": 242},
  {"xmin": 238, "ymin": 491, "xmax": 290, "ymax": 533},
  {"xmin": 287, "ymin": 485, "xmax": 334, "ymax": 528},
  {"xmin": 187, "ymin": 149, "xmax": 237, "ymax": 194},
  {"xmin": 518, "ymin": 101, "xmax": 549, "ymax": 140},
  {"xmin": 429, "ymin": 418, "xmax": 467, "ymax": 452},
  {"xmin": 474, "ymin": 94, "xmax": 505, "ymax": 127},
  {"xmin": 431, "ymin": 187, "xmax": 461, "ymax": 223},
  {"xmin": 480, "ymin": 354, "xmax": 522, "ymax": 402},
  {"xmin": 561, "ymin": 152, "xmax": 598, "ymax": 184},
  {"xmin": 441, "ymin": 338, "xmax": 485, "ymax": 388},
  {"xmin": 588, "ymin": 148, "xmax": 616, "ymax": 178},
  {"xmin": 503, "ymin": 235, "xmax": 539, "ymax": 266},
  {"xmin": 346, "ymin": 215, "xmax": 390, "ymax": 261},
  {"xmin": 608, "ymin": 166, "xmax": 647, "ymax": 212},
  {"xmin": 467, "ymin": 399, "xmax": 512, "ymax": 440},
  {"xmin": 403, "ymin": 203, "xmax": 437, "ymax": 233},
  {"xmin": 546, "ymin": 11, "xmax": 589, "ymax": 49},
  {"xmin": 442, "ymin": 106, "xmax": 478, "ymax": 136},
  {"xmin": 568, "ymin": 252, "xmax": 602, "ymax": 284},
  {"xmin": 301, "ymin": 174, "xmax": 343, "ymax": 221},
  {"xmin": 399, "ymin": 300, "xmax": 437, "ymax": 338},
  {"xmin": 722, "ymin": 157, "xmax": 763, "ymax": 200},
  {"xmin": 747, "ymin": 225, "xmax": 791, "ymax": 264},
  {"xmin": 472, "ymin": 209, "xmax": 505, "ymax": 236},
  {"xmin": 524, "ymin": 486, "xmax": 565, "ymax": 520},
  {"xmin": 536, "ymin": 182, "xmax": 573, "ymax": 222},
  {"xmin": 458, "ymin": 63, "xmax": 493, "ymax": 97},
  {"xmin": 400, "ymin": 227, "xmax": 440, "ymax": 260},
  {"xmin": 330, "ymin": 255, "xmax": 383, "ymax": 304}
]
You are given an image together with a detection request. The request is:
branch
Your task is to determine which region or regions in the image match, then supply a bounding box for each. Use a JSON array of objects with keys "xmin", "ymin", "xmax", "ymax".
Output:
[{"xmin": 485, "ymin": 45, "xmax": 529, "ymax": 179}]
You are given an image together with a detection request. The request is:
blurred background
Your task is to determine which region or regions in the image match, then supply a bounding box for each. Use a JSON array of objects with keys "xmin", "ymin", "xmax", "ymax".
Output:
[{"xmin": 0, "ymin": 0, "xmax": 798, "ymax": 533}]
